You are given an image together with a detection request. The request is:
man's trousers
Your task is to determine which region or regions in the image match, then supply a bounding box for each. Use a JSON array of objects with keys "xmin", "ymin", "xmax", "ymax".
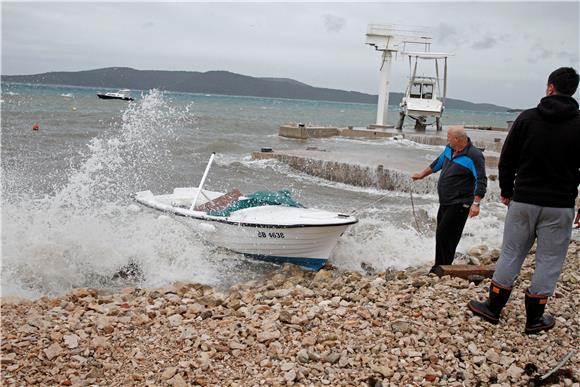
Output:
[
  {"xmin": 492, "ymin": 201, "xmax": 573, "ymax": 296},
  {"xmin": 435, "ymin": 203, "xmax": 470, "ymax": 266}
]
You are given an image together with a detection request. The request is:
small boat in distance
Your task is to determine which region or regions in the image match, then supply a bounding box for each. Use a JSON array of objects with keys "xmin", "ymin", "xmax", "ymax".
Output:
[{"xmin": 96, "ymin": 89, "xmax": 134, "ymax": 101}]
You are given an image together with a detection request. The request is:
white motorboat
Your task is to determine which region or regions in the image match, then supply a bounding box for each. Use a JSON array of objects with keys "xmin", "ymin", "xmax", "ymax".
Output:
[
  {"xmin": 96, "ymin": 89, "xmax": 134, "ymax": 101},
  {"xmin": 396, "ymin": 52, "xmax": 453, "ymax": 131},
  {"xmin": 133, "ymin": 155, "xmax": 357, "ymax": 270}
]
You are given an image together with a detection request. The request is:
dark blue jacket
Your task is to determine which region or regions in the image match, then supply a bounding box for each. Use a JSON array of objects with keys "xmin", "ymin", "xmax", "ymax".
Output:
[{"xmin": 430, "ymin": 139, "xmax": 487, "ymax": 205}]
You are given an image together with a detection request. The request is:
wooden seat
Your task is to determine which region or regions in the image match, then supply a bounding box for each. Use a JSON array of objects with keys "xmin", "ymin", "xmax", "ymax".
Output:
[{"xmin": 194, "ymin": 189, "xmax": 243, "ymax": 212}]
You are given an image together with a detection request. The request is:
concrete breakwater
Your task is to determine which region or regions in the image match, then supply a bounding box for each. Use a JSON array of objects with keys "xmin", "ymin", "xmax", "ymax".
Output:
[
  {"xmin": 252, "ymin": 148, "xmax": 500, "ymax": 200},
  {"xmin": 252, "ymin": 149, "xmax": 438, "ymax": 194}
]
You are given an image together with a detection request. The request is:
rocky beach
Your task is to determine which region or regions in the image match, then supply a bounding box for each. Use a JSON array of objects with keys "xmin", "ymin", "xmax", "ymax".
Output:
[{"xmin": 1, "ymin": 241, "xmax": 579, "ymax": 387}]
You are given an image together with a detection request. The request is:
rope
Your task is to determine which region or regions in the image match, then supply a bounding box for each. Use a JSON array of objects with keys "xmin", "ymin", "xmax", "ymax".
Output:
[
  {"xmin": 410, "ymin": 190, "xmax": 421, "ymax": 233},
  {"xmin": 350, "ymin": 190, "xmax": 423, "ymax": 236},
  {"xmin": 349, "ymin": 192, "xmax": 392, "ymax": 216}
]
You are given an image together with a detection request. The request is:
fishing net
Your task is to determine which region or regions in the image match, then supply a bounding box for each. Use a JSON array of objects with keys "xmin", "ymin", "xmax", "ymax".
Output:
[{"xmin": 207, "ymin": 189, "xmax": 303, "ymax": 217}]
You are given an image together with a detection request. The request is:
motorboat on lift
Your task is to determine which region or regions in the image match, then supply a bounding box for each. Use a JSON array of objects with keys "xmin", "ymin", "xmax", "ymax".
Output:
[
  {"xmin": 133, "ymin": 154, "xmax": 357, "ymax": 270},
  {"xmin": 397, "ymin": 52, "xmax": 453, "ymax": 131},
  {"xmin": 97, "ymin": 89, "xmax": 134, "ymax": 101}
]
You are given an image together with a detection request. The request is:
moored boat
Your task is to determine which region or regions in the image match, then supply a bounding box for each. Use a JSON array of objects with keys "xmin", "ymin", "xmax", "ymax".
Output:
[{"xmin": 96, "ymin": 89, "xmax": 134, "ymax": 101}]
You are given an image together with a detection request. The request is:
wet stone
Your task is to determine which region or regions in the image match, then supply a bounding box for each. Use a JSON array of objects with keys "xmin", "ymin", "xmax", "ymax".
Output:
[{"xmin": 1, "ymin": 240, "xmax": 579, "ymax": 386}]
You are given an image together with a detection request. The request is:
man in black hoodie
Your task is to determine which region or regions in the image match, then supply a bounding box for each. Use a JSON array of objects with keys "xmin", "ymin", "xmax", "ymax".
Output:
[{"xmin": 468, "ymin": 67, "xmax": 580, "ymax": 335}]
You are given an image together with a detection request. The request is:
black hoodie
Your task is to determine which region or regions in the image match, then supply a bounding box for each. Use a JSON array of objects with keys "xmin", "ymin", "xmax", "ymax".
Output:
[{"xmin": 499, "ymin": 94, "xmax": 580, "ymax": 208}]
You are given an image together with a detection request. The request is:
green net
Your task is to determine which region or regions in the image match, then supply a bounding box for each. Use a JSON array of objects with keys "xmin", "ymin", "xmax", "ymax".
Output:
[{"xmin": 207, "ymin": 189, "xmax": 303, "ymax": 217}]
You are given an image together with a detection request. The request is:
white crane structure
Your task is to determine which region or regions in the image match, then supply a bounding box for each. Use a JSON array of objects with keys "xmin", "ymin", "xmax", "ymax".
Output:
[{"xmin": 365, "ymin": 24, "xmax": 432, "ymax": 127}]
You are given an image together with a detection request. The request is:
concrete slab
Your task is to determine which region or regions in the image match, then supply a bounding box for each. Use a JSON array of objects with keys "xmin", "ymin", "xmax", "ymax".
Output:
[
  {"xmin": 279, "ymin": 124, "xmax": 507, "ymax": 153},
  {"xmin": 252, "ymin": 140, "xmax": 498, "ymax": 194}
]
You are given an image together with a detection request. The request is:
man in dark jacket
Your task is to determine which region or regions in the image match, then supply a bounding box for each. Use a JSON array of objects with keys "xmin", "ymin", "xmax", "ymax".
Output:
[
  {"xmin": 468, "ymin": 67, "xmax": 580, "ymax": 334},
  {"xmin": 412, "ymin": 126, "xmax": 487, "ymax": 272}
]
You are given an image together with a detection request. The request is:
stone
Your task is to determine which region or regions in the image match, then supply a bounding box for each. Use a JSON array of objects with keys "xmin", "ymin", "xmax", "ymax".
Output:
[
  {"xmin": 390, "ymin": 321, "xmax": 412, "ymax": 334},
  {"xmin": 278, "ymin": 310, "xmax": 293, "ymax": 324},
  {"xmin": 506, "ymin": 364, "xmax": 523, "ymax": 380},
  {"xmin": 473, "ymin": 356, "xmax": 486, "ymax": 365},
  {"xmin": 313, "ymin": 270, "xmax": 333, "ymax": 284},
  {"xmin": 167, "ymin": 314, "xmax": 183, "ymax": 327},
  {"xmin": 63, "ymin": 334, "xmax": 79, "ymax": 349},
  {"xmin": 170, "ymin": 374, "xmax": 187, "ymax": 387},
  {"xmin": 162, "ymin": 367, "xmax": 177, "ymax": 380},
  {"xmin": 180, "ymin": 327, "xmax": 194, "ymax": 340},
  {"xmin": 485, "ymin": 348, "xmax": 500, "ymax": 363},
  {"xmin": 468, "ymin": 244, "xmax": 489, "ymax": 257},
  {"xmin": 372, "ymin": 365, "xmax": 394, "ymax": 377},
  {"xmin": 297, "ymin": 349, "xmax": 309, "ymax": 363},
  {"xmin": 324, "ymin": 352, "xmax": 341, "ymax": 364},
  {"xmin": 257, "ymin": 330, "xmax": 280, "ymax": 343},
  {"xmin": 96, "ymin": 316, "xmax": 114, "ymax": 334},
  {"xmin": 468, "ymin": 343, "xmax": 479, "ymax": 355},
  {"xmin": 284, "ymin": 370, "xmax": 296, "ymax": 382},
  {"xmin": 44, "ymin": 343, "xmax": 63, "ymax": 360},
  {"xmin": 280, "ymin": 362, "xmax": 295, "ymax": 371},
  {"xmin": 91, "ymin": 336, "xmax": 108, "ymax": 348}
]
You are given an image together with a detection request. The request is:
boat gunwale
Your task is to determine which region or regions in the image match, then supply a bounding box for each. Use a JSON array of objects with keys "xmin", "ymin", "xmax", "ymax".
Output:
[{"xmin": 134, "ymin": 198, "xmax": 359, "ymax": 229}]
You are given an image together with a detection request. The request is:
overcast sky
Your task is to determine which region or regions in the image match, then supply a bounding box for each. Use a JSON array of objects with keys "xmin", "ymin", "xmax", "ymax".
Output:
[{"xmin": 2, "ymin": 1, "xmax": 578, "ymax": 107}]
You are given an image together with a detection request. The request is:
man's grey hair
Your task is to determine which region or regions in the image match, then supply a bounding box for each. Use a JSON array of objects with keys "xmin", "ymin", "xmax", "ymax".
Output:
[{"xmin": 448, "ymin": 126, "xmax": 468, "ymax": 140}]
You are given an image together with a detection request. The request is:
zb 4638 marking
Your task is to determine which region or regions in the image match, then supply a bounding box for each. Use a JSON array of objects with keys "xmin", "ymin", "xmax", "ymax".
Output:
[{"xmin": 257, "ymin": 231, "xmax": 286, "ymax": 239}]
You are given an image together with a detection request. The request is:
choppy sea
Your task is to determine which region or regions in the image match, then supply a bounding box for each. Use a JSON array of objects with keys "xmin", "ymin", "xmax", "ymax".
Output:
[{"xmin": 1, "ymin": 83, "xmax": 521, "ymax": 298}]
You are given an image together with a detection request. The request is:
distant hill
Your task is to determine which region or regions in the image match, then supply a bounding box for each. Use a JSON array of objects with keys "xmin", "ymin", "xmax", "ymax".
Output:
[{"xmin": 1, "ymin": 67, "xmax": 510, "ymax": 112}]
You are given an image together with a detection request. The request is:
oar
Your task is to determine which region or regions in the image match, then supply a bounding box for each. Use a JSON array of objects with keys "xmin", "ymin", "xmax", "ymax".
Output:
[{"xmin": 190, "ymin": 152, "xmax": 216, "ymax": 211}]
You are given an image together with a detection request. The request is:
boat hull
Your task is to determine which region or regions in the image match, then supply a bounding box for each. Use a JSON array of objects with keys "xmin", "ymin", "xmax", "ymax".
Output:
[
  {"xmin": 97, "ymin": 94, "xmax": 134, "ymax": 101},
  {"xmin": 190, "ymin": 219, "xmax": 350, "ymax": 270}
]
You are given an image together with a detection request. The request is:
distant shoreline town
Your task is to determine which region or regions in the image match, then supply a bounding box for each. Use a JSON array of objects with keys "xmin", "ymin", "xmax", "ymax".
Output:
[{"xmin": 1, "ymin": 67, "xmax": 513, "ymax": 112}]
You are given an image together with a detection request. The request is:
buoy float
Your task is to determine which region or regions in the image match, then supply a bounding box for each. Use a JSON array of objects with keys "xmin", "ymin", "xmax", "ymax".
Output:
[{"xmin": 32, "ymin": 122, "xmax": 40, "ymax": 131}]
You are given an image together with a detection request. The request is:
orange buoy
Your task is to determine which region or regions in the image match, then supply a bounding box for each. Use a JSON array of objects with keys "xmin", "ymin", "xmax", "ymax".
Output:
[{"xmin": 32, "ymin": 122, "xmax": 39, "ymax": 131}]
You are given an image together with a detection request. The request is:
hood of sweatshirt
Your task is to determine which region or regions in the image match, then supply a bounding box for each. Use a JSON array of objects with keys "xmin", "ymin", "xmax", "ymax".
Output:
[{"xmin": 537, "ymin": 95, "xmax": 579, "ymax": 122}]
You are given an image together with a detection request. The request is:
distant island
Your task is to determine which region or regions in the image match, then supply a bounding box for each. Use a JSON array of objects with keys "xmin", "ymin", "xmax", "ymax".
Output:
[{"xmin": 1, "ymin": 67, "xmax": 511, "ymax": 112}]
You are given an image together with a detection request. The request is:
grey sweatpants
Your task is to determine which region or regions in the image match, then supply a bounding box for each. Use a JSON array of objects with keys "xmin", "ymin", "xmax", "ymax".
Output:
[{"xmin": 493, "ymin": 201, "xmax": 574, "ymax": 296}]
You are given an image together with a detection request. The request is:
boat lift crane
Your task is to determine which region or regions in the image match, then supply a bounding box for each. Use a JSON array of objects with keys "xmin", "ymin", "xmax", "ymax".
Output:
[{"xmin": 365, "ymin": 24, "xmax": 432, "ymax": 127}]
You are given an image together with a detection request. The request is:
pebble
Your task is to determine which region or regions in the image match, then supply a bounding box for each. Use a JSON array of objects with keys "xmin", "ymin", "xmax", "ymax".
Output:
[{"xmin": 1, "ymin": 241, "xmax": 578, "ymax": 386}]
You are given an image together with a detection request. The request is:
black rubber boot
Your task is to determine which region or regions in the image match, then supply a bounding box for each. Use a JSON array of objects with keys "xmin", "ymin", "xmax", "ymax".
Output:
[
  {"xmin": 467, "ymin": 281, "xmax": 512, "ymax": 324},
  {"xmin": 525, "ymin": 291, "xmax": 555, "ymax": 335}
]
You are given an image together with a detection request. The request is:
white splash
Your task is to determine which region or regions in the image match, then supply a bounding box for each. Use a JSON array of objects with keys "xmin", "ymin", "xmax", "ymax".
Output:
[{"xmin": 1, "ymin": 90, "xmax": 228, "ymax": 298}]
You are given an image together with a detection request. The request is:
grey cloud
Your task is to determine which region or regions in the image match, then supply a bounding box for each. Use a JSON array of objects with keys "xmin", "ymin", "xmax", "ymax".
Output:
[
  {"xmin": 471, "ymin": 36, "xmax": 497, "ymax": 50},
  {"xmin": 526, "ymin": 41, "xmax": 554, "ymax": 64},
  {"xmin": 142, "ymin": 21, "xmax": 155, "ymax": 29},
  {"xmin": 433, "ymin": 23, "xmax": 459, "ymax": 44},
  {"xmin": 324, "ymin": 14, "xmax": 345, "ymax": 33}
]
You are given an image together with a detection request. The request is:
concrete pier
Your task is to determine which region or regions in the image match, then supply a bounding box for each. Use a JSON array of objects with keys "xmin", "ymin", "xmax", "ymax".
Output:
[
  {"xmin": 278, "ymin": 124, "xmax": 338, "ymax": 140},
  {"xmin": 256, "ymin": 124, "xmax": 504, "ymax": 193},
  {"xmin": 279, "ymin": 124, "xmax": 506, "ymax": 153}
]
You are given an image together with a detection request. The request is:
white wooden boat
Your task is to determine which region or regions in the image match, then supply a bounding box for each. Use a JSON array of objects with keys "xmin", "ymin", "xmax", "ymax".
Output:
[{"xmin": 133, "ymin": 155, "xmax": 357, "ymax": 270}]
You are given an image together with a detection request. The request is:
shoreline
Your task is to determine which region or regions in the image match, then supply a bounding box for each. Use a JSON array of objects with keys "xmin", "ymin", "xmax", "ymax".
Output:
[{"xmin": 1, "ymin": 242, "xmax": 579, "ymax": 386}]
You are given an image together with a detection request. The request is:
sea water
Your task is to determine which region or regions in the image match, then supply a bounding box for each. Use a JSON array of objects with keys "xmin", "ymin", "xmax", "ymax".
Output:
[{"xmin": 1, "ymin": 83, "xmax": 517, "ymax": 298}]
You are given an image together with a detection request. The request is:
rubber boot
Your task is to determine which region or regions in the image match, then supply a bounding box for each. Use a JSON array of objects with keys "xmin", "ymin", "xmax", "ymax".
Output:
[
  {"xmin": 524, "ymin": 291, "xmax": 555, "ymax": 335},
  {"xmin": 467, "ymin": 281, "xmax": 512, "ymax": 324}
]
